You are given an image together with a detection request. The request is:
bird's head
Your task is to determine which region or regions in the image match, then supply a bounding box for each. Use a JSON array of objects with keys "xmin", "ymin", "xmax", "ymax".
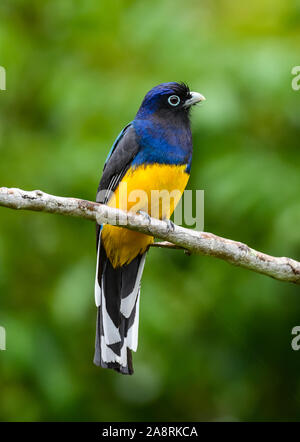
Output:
[{"xmin": 135, "ymin": 82, "xmax": 205, "ymax": 120}]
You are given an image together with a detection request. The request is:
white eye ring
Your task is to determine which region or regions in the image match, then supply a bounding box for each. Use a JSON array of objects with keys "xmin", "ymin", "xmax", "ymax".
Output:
[{"xmin": 168, "ymin": 95, "xmax": 180, "ymax": 106}]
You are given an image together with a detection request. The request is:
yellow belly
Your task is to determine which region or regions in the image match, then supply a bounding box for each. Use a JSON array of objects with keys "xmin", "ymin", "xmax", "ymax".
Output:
[{"xmin": 102, "ymin": 163, "xmax": 189, "ymax": 267}]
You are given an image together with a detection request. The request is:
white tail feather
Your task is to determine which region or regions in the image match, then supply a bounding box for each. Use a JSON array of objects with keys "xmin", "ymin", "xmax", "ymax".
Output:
[
  {"xmin": 94, "ymin": 232, "xmax": 101, "ymax": 307},
  {"xmin": 126, "ymin": 291, "xmax": 140, "ymax": 352},
  {"xmin": 120, "ymin": 253, "xmax": 146, "ymax": 318}
]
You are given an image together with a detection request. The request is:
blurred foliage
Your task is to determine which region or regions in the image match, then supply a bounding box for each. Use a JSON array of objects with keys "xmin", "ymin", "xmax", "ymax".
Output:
[{"xmin": 0, "ymin": 0, "xmax": 300, "ymax": 422}]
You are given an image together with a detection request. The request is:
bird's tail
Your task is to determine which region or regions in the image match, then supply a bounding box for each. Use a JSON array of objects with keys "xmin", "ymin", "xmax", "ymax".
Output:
[{"xmin": 93, "ymin": 231, "xmax": 146, "ymax": 375}]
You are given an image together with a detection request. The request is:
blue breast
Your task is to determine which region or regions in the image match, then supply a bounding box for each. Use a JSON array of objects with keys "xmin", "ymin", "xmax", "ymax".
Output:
[{"xmin": 132, "ymin": 118, "xmax": 192, "ymax": 173}]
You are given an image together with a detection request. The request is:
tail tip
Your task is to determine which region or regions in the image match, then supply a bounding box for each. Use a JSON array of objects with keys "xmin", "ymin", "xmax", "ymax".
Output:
[{"xmin": 93, "ymin": 350, "xmax": 134, "ymax": 375}]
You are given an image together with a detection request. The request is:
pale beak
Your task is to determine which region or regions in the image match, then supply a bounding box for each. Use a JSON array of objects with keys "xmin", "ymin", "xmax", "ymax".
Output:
[{"xmin": 184, "ymin": 91, "xmax": 206, "ymax": 107}]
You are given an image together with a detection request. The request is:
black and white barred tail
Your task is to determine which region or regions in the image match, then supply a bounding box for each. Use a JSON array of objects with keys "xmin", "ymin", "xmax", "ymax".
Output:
[{"xmin": 93, "ymin": 231, "xmax": 146, "ymax": 375}]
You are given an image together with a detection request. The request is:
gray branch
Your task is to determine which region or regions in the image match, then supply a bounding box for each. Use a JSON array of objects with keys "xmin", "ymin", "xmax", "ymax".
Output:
[{"xmin": 0, "ymin": 186, "xmax": 299, "ymax": 285}]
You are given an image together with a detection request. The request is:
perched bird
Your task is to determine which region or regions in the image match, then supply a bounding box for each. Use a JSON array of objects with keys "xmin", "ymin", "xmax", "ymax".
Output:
[{"xmin": 94, "ymin": 82, "xmax": 205, "ymax": 374}]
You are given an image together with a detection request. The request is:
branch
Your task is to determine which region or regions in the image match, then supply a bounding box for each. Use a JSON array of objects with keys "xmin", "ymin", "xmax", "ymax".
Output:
[{"xmin": 0, "ymin": 187, "xmax": 299, "ymax": 285}]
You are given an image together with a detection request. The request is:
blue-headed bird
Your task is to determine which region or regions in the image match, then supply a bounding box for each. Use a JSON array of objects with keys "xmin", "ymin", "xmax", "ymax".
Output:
[{"xmin": 94, "ymin": 82, "xmax": 205, "ymax": 374}]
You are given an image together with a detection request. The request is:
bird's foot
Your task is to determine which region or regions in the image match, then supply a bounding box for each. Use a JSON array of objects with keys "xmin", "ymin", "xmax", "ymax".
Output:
[
  {"xmin": 137, "ymin": 210, "xmax": 152, "ymax": 224},
  {"xmin": 164, "ymin": 218, "xmax": 175, "ymax": 233}
]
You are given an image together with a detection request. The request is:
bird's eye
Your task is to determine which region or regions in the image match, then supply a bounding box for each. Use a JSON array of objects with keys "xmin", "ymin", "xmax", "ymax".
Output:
[{"xmin": 168, "ymin": 95, "xmax": 180, "ymax": 106}]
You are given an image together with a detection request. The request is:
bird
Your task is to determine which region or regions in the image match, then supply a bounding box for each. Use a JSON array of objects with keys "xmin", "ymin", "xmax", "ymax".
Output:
[{"xmin": 94, "ymin": 82, "xmax": 205, "ymax": 374}]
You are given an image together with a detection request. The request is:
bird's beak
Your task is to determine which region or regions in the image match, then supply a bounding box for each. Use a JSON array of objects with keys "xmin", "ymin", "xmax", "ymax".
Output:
[{"xmin": 184, "ymin": 91, "xmax": 206, "ymax": 108}]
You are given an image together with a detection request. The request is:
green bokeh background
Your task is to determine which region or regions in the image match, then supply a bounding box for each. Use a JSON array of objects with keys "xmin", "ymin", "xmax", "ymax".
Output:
[{"xmin": 0, "ymin": 0, "xmax": 300, "ymax": 421}]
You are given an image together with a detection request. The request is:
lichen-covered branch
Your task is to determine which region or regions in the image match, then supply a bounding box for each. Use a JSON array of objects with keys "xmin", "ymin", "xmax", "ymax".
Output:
[{"xmin": 0, "ymin": 186, "xmax": 299, "ymax": 285}]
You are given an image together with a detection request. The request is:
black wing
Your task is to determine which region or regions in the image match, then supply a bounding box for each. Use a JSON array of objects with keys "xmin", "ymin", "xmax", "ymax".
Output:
[{"xmin": 96, "ymin": 123, "xmax": 140, "ymax": 245}]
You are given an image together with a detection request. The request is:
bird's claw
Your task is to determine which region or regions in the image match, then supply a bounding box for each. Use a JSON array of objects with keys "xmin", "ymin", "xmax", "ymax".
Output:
[
  {"xmin": 137, "ymin": 210, "xmax": 151, "ymax": 224},
  {"xmin": 164, "ymin": 219, "xmax": 175, "ymax": 233}
]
